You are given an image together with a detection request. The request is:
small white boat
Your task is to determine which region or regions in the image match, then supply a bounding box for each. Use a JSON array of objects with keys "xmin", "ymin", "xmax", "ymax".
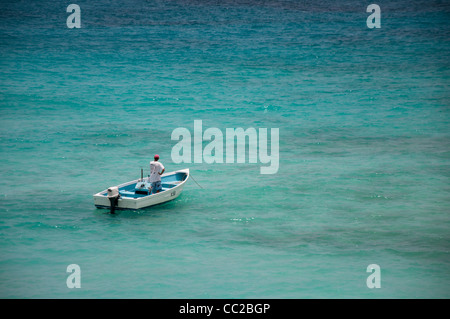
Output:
[{"xmin": 93, "ymin": 168, "xmax": 189, "ymax": 212}]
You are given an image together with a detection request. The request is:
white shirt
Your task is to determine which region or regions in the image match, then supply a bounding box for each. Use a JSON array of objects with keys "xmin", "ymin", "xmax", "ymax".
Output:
[{"xmin": 149, "ymin": 161, "xmax": 164, "ymax": 182}]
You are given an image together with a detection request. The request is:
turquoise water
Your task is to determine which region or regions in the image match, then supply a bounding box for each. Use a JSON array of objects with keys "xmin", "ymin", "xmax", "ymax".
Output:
[{"xmin": 1, "ymin": 0, "xmax": 449, "ymax": 298}]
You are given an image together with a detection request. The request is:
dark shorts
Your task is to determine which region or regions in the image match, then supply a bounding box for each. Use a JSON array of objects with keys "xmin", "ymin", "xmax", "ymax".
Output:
[{"xmin": 150, "ymin": 181, "xmax": 162, "ymax": 194}]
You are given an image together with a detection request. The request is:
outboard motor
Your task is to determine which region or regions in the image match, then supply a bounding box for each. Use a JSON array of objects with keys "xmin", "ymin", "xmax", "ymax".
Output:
[{"xmin": 106, "ymin": 186, "xmax": 120, "ymax": 214}]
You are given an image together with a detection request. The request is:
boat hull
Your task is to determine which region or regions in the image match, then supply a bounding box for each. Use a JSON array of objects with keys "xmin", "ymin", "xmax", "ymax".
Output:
[{"xmin": 93, "ymin": 169, "xmax": 189, "ymax": 210}]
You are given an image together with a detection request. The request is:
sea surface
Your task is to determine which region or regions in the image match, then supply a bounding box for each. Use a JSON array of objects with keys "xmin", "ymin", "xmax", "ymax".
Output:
[{"xmin": 0, "ymin": 0, "xmax": 449, "ymax": 298}]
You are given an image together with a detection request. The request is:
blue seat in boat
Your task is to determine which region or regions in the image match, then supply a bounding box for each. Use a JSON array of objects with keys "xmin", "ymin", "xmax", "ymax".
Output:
[{"xmin": 119, "ymin": 190, "xmax": 137, "ymax": 196}]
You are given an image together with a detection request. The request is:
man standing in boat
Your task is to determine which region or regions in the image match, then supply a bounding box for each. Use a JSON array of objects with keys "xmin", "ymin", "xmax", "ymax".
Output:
[{"xmin": 149, "ymin": 154, "xmax": 165, "ymax": 194}]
